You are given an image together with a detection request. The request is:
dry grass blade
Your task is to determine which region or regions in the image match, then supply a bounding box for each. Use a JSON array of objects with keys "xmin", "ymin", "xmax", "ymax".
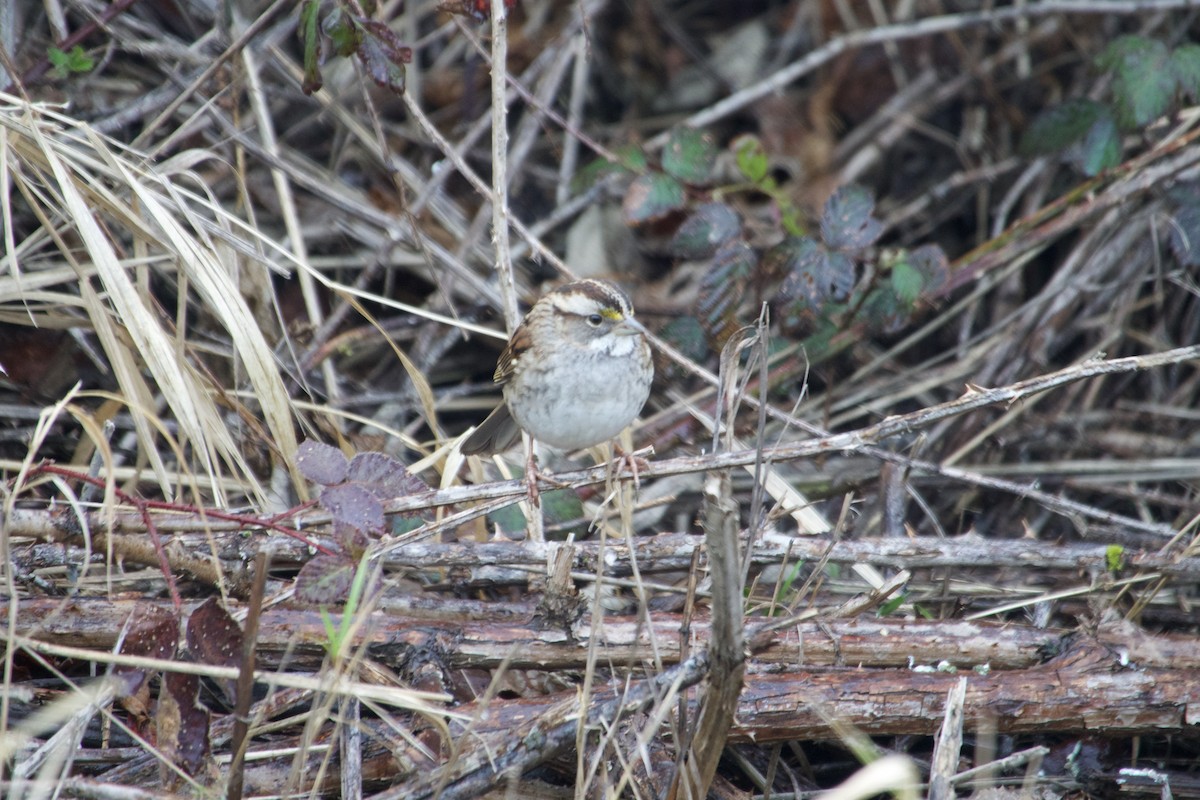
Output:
[
  {"xmin": 818, "ymin": 755, "xmax": 922, "ymax": 800},
  {"xmin": 0, "ymin": 674, "xmax": 120, "ymax": 765},
  {"xmin": 7, "ymin": 633, "xmax": 453, "ymax": 718},
  {"xmin": 20, "ymin": 112, "xmax": 240, "ymax": 495},
  {"xmin": 0, "ymin": 93, "xmax": 309, "ymax": 502}
]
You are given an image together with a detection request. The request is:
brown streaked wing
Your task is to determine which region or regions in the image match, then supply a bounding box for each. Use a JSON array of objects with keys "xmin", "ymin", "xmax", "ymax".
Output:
[{"xmin": 493, "ymin": 323, "xmax": 532, "ymax": 384}]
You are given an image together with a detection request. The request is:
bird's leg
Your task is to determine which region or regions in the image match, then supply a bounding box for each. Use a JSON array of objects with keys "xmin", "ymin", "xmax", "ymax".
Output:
[
  {"xmin": 516, "ymin": 435, "xmax": 546, "ymax": 543},
  {"xmin": 523, "ymin": 445, "xmax": 573, "ymax": 505},
  {"xmin": 521, "ymin": 438, "xmax": 571, "ymax": 508},
  {"xmin": 524, "ymin": 441, "xmax": 542, "ymax": 508},
  {"xmin": 521, "ymin": 439, "xmax": 570, "ymax": 543},
  {"xmin": 609, "ymin": 441, "xmax": 653, "ymax": 491}
]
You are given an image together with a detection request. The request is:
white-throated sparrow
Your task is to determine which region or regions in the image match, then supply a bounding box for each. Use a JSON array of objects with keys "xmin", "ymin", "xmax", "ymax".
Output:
[{"xmin": 461, "ymin": 279, "xmax": 653, "ymax": 456}]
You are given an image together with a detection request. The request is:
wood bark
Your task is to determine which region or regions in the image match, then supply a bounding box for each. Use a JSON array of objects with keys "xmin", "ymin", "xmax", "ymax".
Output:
[
  {"xmin": 8, "ymin": 597, "xmax": 1200, "ymax": 673},
  {"xmin": 5, "ymin": 598, "xmax": 1197, "ymax": 797},
  {"xmin": 16, "ymin": 531, "xmax": 1200, "ymax": 602}
]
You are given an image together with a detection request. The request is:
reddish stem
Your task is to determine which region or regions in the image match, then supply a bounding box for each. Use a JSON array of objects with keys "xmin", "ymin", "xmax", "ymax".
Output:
[{"xmin": 26, "ymin": 463, "xmax": 335, "ymax": 556}]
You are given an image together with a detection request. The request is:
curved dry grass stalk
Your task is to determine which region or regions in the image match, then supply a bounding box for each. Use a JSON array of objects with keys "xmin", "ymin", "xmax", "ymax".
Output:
[
  {"xmin": 6, "ymin": 633, "xmax": 454, "ymax": 717},
  {"xmin": 1, "ymin": 93, "xmax": 302, "ymax": 503}
]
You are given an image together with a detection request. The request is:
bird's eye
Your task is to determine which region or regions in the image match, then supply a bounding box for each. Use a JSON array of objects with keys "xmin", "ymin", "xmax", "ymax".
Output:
[{"xmin": 587, "ymin": 313, "xmax": 603, "ymax": 327}]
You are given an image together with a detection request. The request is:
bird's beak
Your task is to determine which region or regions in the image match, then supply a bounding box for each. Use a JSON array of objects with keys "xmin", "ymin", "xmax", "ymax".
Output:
[{"xmin": 618, "ymin": 316, "xmax": 647, "ymax": 336}]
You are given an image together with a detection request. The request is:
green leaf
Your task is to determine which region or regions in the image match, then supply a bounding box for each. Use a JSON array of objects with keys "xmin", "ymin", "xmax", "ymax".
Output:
[
  {"xmin": 486, "ymin": 488, "xmax": 586, "ymax": 537},
  {"xmin": 732, "ymin": 134, "xmax": 769, "ymax": 183},
  {"xmin": 613, "ymin": 144, "xmax": 649, "ymax": 173},
  {"xmin": 662, "ymin": 127, "xmax": 717, "ymax": 184},
  {"xmin": 1096, "ymin": 35, "xmax": 1174, "ymax": 128},
  {"xmin": 860, "ymin": 245, "xmax": 950, "ymax": 333},
  {"xmin": 857, "ymin": 284, "xmax": 908, "ymax": 334},
  {"xmin": 1105, "ymin": 544, "xmax": 1126, "ymax": 573},
  {"xmin": 47, "ymin": 45, "xmax": 94, "ymax": 78},
  {"xmin": 773, "ymin": 561, "xmax": 805, "ymax": 604},
  {"xmin": 539, "ymin": 489, "xmax": 586, "ymax": 538},
  {"xmin": 781, "ymin": 204, "xmax": 807, "ymax": 237},
  {"xmin": 669, "ymin": 203, "xmax": 742, "ymax": 258},
  {"xmin": 1021, "ymin": 99, "xmax": 1110, "ymax": 154},
  {"xmin": 390, "ymin": 515, "xmax": 426, "ymax": 536},
  {"xmin": 889, "ymin": 257, "xmax": 924, "ymax": 306},
  {"xmin": 1072, "ymin": 112, "xmax": 1121, "ymax": 176},
  {"xmin": 877, "ymin": 594, "xmax": 907, "ymax": 616},
  {"xmin": 1021, "ymin": 100, "xmax": 1120, "ymax": 176},
  {"xmin": 622, "ymin": 173, "xmax": 687, "ymax": 224},
  {"xmin": 323, "ymin": 8, "xmax": 360, "ymax": 57},
  {"xmin": 68, "ymin": 46, "xmax": 94, "ymax": 71},
  {"xmin": 486, "ymin": 503, "xmax": 527, "ymax": 536},
  {"xmin": 299, "ymin": 1, "xmax": 324, "ymax": 93},
  {"xmin": 572, "ymin": 144, "xmax": 647, "ymax": 191},
  {"xmin": 47, "ymin": 48, "xmax": 69, "ymax": 71},
  {"xmin": 1170, "ymin": 43, "xmax": 1200, "ymax": 101},
  {"xmin": 821, "ymin": 184, "xmax": 883, "ymax": 250},
  {"xmin": 882, "ymin": 244, "xmax": 948, "ymax": 307}
]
